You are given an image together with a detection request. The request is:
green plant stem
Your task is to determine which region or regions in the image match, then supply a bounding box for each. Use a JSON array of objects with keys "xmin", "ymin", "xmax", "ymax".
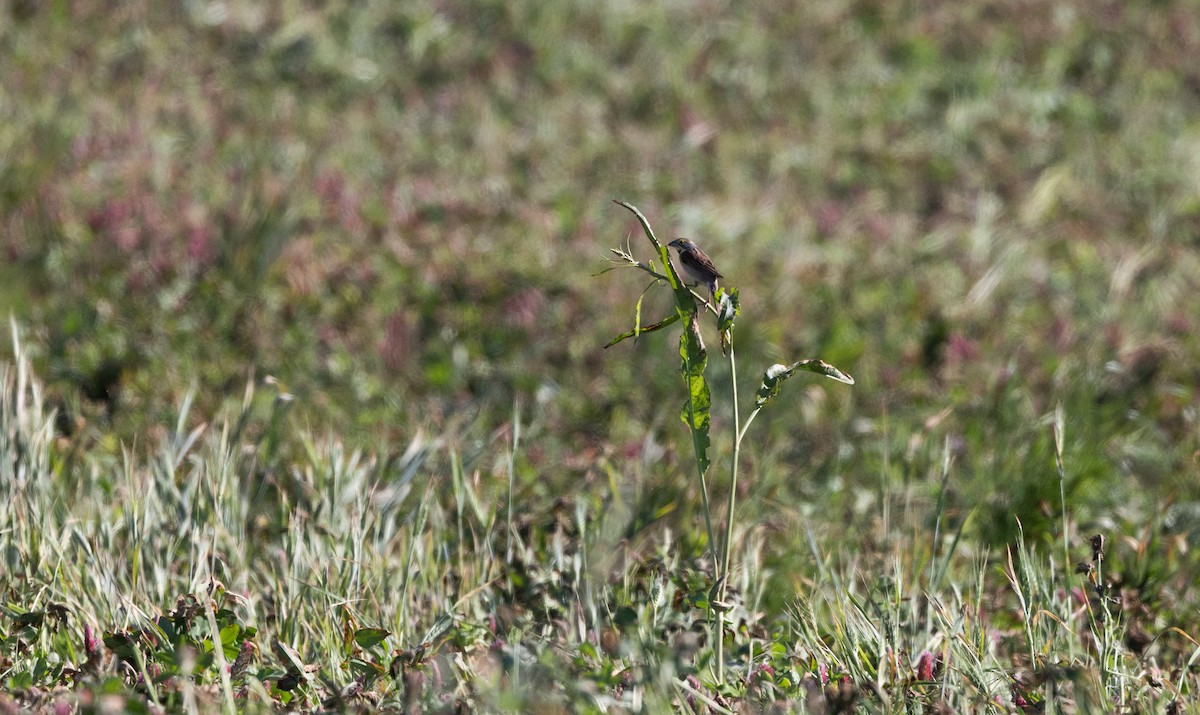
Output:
[
  {"xmin": 721, "ymin": 341, "xmax": 741, "ymax": 583},
  {"xmin": 1053, "ymin": 405, "xmax": 1069, "ymax": 572},
  {"xmin": 737, "ymin": 409, "xmax": 762, "ymax": 445},
  {"xmin": 714, "ymin": 340, "xmax": 741, "ymax": 684},
  {"xmin": 696, "ymin": 460, "xmax": 719, "ymax": 581},
  {"xmin": 616, "ymin": 201, "xmax": 726, "ymax": 682},
  {"xmin": 507, "ymin": 402, "xmax": 520, "ymax": 564},
  {"xmin": 714, "ymin": 373, "xmax": 770, "ymax": 685},
  {"xmin": 206, "ymin": 606, "xmax": 237, "ymax": 715}
]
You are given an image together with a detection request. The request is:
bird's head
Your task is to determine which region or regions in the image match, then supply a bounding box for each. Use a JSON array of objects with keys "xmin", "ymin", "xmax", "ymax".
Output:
[{"xmin": 668, "ymin": 238, "xmax": 698, "ymax": 251}]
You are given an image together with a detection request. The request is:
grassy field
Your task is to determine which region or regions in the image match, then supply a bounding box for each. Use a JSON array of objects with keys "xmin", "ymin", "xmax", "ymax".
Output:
[{"xmin": 3, "ymin": 0, "xmax": 1200, "ymax": 712}]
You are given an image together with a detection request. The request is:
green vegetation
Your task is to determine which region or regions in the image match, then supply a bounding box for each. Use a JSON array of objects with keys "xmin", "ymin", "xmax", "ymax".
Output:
[{"xmin": 2, "ymin": 0, "xmax": 1200, "ymax": 711}]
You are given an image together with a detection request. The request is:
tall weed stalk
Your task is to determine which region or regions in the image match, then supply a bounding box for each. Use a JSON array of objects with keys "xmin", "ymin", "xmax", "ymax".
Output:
[{"xmin": 605, "ymin": 201, "xmax": 854, "ymax": 681}]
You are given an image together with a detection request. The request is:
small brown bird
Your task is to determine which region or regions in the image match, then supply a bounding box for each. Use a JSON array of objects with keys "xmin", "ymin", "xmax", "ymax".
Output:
[{"xmin": 668, "ymin": 238, "xmax": 723, "ymax": 295}]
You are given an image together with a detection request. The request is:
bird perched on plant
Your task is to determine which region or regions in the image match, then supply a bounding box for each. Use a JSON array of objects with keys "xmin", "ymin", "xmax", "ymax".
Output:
[{"xmin": 668, "ymin": 238, "xmax": 723, "ymax": 296}]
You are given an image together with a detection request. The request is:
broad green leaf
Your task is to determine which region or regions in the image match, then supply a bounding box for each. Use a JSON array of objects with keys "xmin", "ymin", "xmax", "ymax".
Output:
[
  {"xmin": 219, "ymin": 623, "xmax": 241, "ymax": 646},
  {"xmin": 679, "ymin": 312, "xmax": 711, "ymax": 475},
  {"xmin": 613, "ymin": 606, "xmax": 639, "ymax": 628},
  {"xmin": 354, "ymin": 627, "xmax": 391, "ymax": 649},
  {"xmin": 755, "ymin": 359, "xmax": 854, "ymax": 410},
  {"xmin": 12, "ymin": 611, "xmax": 44, "ymax": 628}
]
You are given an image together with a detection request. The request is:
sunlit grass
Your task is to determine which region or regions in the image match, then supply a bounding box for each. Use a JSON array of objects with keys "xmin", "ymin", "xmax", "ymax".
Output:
[{"xmin": 4, "ymin": 330, "xmax": 1200, "ymax": 711}]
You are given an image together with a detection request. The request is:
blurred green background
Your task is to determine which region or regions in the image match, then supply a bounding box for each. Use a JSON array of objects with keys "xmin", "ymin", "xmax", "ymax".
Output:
[{"xmin": 3, "ymin": 0, "xmax": 1199, "ymax": 543}]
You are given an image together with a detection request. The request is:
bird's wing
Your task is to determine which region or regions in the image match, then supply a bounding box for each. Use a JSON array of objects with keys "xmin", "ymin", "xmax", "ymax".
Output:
[{"xmin": 682, "ymin": 249, "xmax": 723, "ymax": 279}]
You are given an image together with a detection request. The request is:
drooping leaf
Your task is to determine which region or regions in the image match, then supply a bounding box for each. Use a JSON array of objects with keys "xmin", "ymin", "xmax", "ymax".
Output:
[
  {"xmin": 348, "ymin": 657, "xmax": 387, "ymax": 677},
  {"xmin": 418, "ymin": 614, "xmax": 455, "ymax": 647},
  {"xmin": 273, "ymin": 640, "xmax": 308, "ymax": 674},
  {"xmin": 717, "ymin": 288, "xmax": 739, "ymax": 355},
  {"xmin": 604, "ymin": 312, "xmax": 680, "ymax": 348},
  {"xmin": 802, "ymin": 359, "xmax": 855, "ymax": 385},
  {"xmin": 716, "ymin": 288, "xmax": 739, "ymax": 333},
  {"xmin": 634, "ymin": 290, "xmax": 644, "ymax": 338},
  {"xmin": 754, "ymin": 359, "xmax": 854, "ymax": 410}
]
